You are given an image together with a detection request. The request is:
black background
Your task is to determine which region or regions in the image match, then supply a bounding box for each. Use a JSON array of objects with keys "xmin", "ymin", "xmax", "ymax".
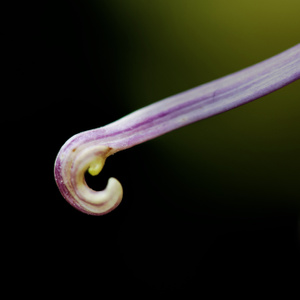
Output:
[{"xmin": 3, "ymin": 0, "xmax": 299, "ymax": 295}]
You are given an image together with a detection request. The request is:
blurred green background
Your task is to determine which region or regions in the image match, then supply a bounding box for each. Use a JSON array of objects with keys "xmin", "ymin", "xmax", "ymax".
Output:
[{"xmin": 88, "ymin": 0, "xmax": 300, "ymax": 213}]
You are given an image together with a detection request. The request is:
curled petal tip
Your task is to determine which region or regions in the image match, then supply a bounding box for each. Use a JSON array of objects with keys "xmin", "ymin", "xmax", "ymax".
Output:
[
  {"xmin": 54, "ymin": 141, "xmax": 123, "ymax": 215},
  {"xmin": 75, "ymin": 177, "xmax": 123, "ymax": 215}
]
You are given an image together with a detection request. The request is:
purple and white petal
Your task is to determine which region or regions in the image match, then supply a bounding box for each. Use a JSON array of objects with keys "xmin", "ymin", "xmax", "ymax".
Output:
[{"xmin": 54, "ymin": 44, "xmax": 300, "ymax": 215}]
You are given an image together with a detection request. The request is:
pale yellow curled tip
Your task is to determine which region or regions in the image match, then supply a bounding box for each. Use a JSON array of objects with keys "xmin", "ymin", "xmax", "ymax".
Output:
[
  {"xmin": 76, "ymin": 176, "xmax": 123, "ymax": 215},
  {"xmin": 63, "ymin": 144, "xmax": 123, "ymax": 215}
]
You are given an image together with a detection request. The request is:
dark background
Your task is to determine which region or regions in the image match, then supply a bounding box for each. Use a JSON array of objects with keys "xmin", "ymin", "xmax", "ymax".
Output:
[{"xmin": 4, "ymin": 0, "xmax": 299, "ymax": 295}]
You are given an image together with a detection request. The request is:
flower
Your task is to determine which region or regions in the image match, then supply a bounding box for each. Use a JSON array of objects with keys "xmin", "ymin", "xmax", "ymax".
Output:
[{"xmin": 54, "ymin": 44, "xmax": 300, "ymax": 215}]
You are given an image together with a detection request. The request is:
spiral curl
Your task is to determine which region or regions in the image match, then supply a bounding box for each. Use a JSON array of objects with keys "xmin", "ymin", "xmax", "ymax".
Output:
[{"xmin": 55, "ymin": 141, "xmax": 123, "ymax": 215}]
